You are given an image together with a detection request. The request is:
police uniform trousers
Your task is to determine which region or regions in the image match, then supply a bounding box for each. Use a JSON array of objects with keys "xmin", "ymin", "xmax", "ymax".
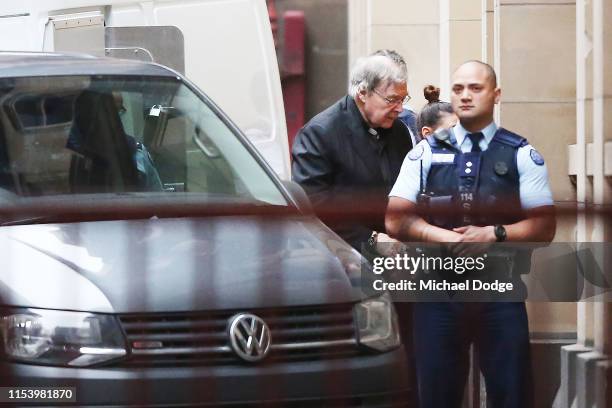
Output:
[{"xmin": 413, "ymin": 301, "xmax": 532, "ymax": 408}]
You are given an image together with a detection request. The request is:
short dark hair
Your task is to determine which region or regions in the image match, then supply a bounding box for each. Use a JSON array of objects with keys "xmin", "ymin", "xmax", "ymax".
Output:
[
  {"xmin": 456, "ymin": 60, "xmax": 497, "ymax": 87},
  {"xmin": 416, "ymin": 85, "xmax": 454, "ymax": 137}
]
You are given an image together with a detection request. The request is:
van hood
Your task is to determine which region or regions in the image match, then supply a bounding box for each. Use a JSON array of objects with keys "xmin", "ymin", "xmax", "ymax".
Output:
[{"xmin": 0, "ymin": 217, "xmax": 369, "ymax": 313}]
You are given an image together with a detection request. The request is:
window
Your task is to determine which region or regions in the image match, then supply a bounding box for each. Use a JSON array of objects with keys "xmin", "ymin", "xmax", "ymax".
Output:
[{"xmin": 0, "ymin": 76, "xmax": 286, "ymax": 206}]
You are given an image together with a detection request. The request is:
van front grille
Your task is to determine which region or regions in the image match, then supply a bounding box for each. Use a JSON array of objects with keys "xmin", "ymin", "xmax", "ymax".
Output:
[{"xmin": 115, "ymin": 303, "xmax": 359, "ymax": 367}]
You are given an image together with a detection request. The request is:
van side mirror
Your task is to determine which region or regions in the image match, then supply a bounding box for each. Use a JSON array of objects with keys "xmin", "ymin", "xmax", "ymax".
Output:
[{"xmin": 281, "ymin": 180, "xmax": 313, "ymax": 214}]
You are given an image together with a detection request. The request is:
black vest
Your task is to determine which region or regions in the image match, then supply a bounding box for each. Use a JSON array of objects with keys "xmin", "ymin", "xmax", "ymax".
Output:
[
  {"xmin": 422, "ymin": 128, "xmax": 528, "ymax": 229},
  {"xmin": 420, "ymin": 128, "xmax": 533, "ymax": 288}
]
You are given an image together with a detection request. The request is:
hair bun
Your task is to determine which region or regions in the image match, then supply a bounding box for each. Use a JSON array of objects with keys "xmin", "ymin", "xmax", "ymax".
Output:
[{"xmin": 423, "ymin": 85, "xmax": 441, "ymax": 103}]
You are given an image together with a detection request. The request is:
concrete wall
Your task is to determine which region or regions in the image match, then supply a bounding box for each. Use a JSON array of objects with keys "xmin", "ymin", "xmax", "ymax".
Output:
[
  {"xmin": 496, "ymin": 0, "xmax": 578, "ymax": 335},
  {"xmin": 498, "ymin": 1, "xmax": 576, "ymax": 205},
  {"xmin": 349, "ymin": 0, "xmax": 442, "ymax": 111}
]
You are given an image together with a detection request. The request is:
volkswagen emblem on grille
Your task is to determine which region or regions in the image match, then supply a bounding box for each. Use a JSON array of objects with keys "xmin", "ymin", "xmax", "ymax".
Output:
[{"xmin": 228, "ymin": 313, "xmax": 271, "ymax": 362}]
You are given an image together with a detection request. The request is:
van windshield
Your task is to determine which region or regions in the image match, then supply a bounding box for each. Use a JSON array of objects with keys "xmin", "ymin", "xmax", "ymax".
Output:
[{"xmin": 0, "ymin": 75, "xmax": 287, "ymax": 207}]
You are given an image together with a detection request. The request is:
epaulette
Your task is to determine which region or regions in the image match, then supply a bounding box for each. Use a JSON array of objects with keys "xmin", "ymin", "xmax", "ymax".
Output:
[{"xmin": 494, "ymin": 128, "xmax": 529, "ymax": 148}]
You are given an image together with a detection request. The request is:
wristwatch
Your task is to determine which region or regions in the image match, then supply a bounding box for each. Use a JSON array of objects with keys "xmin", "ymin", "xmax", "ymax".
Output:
[{"xmin": 494, "ymin": 224, "xmax": 507, "ymax": 242}]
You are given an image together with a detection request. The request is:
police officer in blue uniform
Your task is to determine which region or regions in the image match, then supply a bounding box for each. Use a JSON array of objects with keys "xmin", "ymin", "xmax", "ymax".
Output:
[{"xmin": 385, "ymin": 60, "xmax": 556, "ymax": 408}]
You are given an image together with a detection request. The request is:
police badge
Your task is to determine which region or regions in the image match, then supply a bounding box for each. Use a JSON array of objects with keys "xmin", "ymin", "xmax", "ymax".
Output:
[{"xmin": 529, "ymin": 149, "xmax": 545, "ymax": 165}]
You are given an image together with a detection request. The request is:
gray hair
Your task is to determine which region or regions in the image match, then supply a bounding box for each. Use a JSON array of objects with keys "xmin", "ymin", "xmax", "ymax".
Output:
[{"xmin": 348, "ymin": 49, "xmax": 408, "ymax": 97}]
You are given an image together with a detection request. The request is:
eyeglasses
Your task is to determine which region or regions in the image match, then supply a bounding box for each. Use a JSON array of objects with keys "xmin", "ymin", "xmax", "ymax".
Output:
[{"xmin": 373, "ymin": 89, "xmax": 411, "ymax": 106}]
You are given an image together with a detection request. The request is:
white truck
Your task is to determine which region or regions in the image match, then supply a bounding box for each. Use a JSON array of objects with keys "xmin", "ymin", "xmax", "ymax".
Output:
[{"xmin": 0, "ymin": 0, "xmax": 291, "ymax": 179}]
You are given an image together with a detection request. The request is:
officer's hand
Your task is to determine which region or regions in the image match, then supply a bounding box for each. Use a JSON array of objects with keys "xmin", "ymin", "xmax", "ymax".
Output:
[
  {"xmin": 450, "ymin": 225, "xmax": 496, "ymax": 256},
  {"xmin": 453, "ymin": 225, "xmax": 496, "ymax": 242}
]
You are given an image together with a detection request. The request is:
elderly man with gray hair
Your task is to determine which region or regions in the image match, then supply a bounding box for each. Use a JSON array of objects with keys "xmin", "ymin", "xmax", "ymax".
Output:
[{"xmin": 292, "ymin": 50, "xmax": 413, "ymax": 254}]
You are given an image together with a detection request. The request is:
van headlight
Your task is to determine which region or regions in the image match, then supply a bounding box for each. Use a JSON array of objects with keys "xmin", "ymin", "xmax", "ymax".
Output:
[
  {"xmin": 354, "ymin": 293, "xmax": 400, "ymax": 351},
  {"xmin": 1, "ymin": 308, "xmax": 126, "ymax": 367}
]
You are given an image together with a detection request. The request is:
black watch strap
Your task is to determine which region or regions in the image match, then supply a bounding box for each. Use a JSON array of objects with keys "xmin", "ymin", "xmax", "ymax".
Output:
[{"xmin": 494, "ymin": 224, "xmax": 507, "ymax": 242}]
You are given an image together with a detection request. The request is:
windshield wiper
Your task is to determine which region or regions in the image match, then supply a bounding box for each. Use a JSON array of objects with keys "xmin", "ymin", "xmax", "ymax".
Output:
[{"xmin": 1, "ymin": 215, "xmax": 53, "ymax": 226}]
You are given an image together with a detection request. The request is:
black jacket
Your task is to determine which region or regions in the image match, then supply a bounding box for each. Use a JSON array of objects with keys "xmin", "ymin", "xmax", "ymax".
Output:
[{"xmin": 291, "ymin": 95, "xmax": 412, "ymax": 251}]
